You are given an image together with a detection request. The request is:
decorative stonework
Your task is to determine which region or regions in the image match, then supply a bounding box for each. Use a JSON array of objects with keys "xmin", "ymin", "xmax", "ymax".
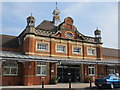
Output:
[{"xmin": 35, "ymin": 29, "xmax": 55, "ymax": 36}]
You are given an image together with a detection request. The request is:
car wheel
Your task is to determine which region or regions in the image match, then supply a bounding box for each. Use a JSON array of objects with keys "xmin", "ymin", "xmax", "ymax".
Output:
[
  {"xmin": 96, "ymin": 84, "xmax": 102, "ymax": 88},
  {"xmin": 111, "ymin": 83, "xmax": 114, "ymax": 89}
]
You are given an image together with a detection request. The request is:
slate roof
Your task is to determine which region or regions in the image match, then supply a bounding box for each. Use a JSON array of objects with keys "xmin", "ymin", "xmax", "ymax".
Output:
[
  {"xmin": 36, "ymin": 20, "xmax": 57, "ymax": 31},
  {"xmin": 102, "ymin": 47, "xmax": 120, "ymax": 58},
  {"xmin": 0, "ymin": 34, "xmax": 20, "ymax": 49}
]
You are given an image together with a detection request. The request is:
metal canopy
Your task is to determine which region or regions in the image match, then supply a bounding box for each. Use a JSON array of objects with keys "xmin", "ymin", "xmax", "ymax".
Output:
[{"xmin": 0, "ymin": 51, "xmax": 120, "ymax": 65}]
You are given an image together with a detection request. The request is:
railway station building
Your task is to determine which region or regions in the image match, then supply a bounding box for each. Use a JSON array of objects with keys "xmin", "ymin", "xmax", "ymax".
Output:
[{"xmin": 0, "ymin": 5, "xmax": 120, "ymax": 86}]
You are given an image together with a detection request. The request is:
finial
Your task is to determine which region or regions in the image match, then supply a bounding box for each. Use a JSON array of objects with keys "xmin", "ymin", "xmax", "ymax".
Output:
[
  {"xmin": 96, "ymin": 27, "xmax": 98, "ymax": 30},
  {"xmin": 31, "ymin": 13, "xmax": 32, "ymax": 16}
]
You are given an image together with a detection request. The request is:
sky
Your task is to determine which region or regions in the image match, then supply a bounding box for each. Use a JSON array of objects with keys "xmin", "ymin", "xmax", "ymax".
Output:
[{"xmin": 1, "ymin": 0, "xmax": 119, "ymax": 49}]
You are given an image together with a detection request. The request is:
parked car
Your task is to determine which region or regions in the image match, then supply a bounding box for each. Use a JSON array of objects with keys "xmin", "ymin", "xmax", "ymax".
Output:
[{"xmin": 95, "ymin": 74, "xmax": 120, "ymax": 88}]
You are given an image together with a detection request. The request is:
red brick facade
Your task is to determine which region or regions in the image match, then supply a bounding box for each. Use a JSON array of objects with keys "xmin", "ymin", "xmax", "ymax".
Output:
[{"xmin": 1, "ymin": 16, "xmax": 119, "ymax": 86}]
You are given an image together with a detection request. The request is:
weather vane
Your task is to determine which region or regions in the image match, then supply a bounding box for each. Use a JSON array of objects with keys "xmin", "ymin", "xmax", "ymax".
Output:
[{"xmin": 56, "ymin": 2, "xmax": 57, "ymax": 8}]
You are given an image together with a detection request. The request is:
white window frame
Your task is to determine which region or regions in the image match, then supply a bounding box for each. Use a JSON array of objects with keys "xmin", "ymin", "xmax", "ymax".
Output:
[
  {"xmin": 36, "ymin": 62, "xmax": 47, "ymax": 76},
  {"xmin": 36, "ymin": 41, "xmax": 49, "ymax": 52},
  {"xmin": 3, "ymin": 61, "xmax": 18, "ymax": 76},
  {"xmin": 88, "ymin": 65, "xmax": 95, "ymax": 76},
  {"xmin": 56, "ymin": 44, "xmax": 67, "ymax": 53},
  {"xmin": 72, "ymin": 46, "xmax": 82, "ymax": 54},
  {"xmin": 87, "ymin": 47, "xmax": 96, "ymax": 56}
]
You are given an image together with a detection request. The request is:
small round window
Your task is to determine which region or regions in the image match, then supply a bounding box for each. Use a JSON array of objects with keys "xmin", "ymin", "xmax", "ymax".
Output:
[{"xmin": 66, "ymin": 33, "xmax": 73, "ymax": 38}]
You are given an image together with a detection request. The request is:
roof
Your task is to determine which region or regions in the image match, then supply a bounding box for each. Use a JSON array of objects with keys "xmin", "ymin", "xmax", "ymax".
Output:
[
  {"xmin": 102, "ymin": 47, "xmax": 120, "ymax": 58},
  {"xmin": 36, "ymin": 20, "xmax": 57, "ymax": 31},
  {"xmin": 0, "ymin": 34, "xmax": 20, "ymax": 49},
  {"xmin": 0, "ymin": 51, "xmax": 120, "ymax": 65}
]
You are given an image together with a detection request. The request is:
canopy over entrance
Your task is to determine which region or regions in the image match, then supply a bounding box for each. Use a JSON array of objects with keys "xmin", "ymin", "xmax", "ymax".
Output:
[{"xmin": 0, "ymin": 51, "xmax": 120, "ymax": 65}]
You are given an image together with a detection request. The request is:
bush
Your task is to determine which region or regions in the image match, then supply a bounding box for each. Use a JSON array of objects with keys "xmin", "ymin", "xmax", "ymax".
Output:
[
  {"xmin": 50, "ymin": 78, "xmax": 58, "ymax": 84},
  {"xmin": 84, "ymin": 77, "xmax": 91, "ymax": 83}
]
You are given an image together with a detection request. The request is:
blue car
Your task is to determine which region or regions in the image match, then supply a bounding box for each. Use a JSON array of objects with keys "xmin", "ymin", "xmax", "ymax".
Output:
[{"xmin": 95, "ymin": 74, "xmax": 120, "ymax": 88}]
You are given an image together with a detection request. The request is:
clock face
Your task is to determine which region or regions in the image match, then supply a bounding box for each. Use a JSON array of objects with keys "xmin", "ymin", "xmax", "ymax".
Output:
[{"xmin": 66, "ymin": 33, "xmax": 73, "ymax": 38}]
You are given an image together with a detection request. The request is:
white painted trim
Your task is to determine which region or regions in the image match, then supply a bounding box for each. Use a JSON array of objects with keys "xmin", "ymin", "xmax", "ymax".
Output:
[
  {"xmin": 72, "ymin": 45, "xmax": 83, "ymax": 55},
  {"xmin": 36, "ymin": 41, "xmax": 50, "ymax": 52},
  {"xmin": 87, "ymin": 47, "xmax": 96, "ymax": 56},
  {"xmin": 24, "ymin": 34, "xmax": 35, "ymax": 40},
  {"xmin": 56, "ymin": 43, "xmax": 67, "ymax": 54}
]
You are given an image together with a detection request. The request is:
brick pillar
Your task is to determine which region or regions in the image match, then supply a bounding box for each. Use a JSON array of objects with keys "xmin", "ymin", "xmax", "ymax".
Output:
[
  {"xmin": 23, "ymin": 61, "xmax": 35, "ymax": 86},
  {"xmin": 95, "ymin": 64, "xmax": 98, "ymax": 78},
  {"xmin": 50, "ymin": 38, "xmax": 54, "ymax": 57},
  {"xmin": 83, "ymin": 44, "xmax": 87, "ymax": 59},
  {"xmin": 96, "ymin": 45, "xmax": 102, "ymax": 59},
  {"xmin": 67, "ymin": 40, "xmax": 71, "ymax": 58},
  {"xmin": 23, "ymin": 34, "xmax": 35, "ymax": 55},
  {"xmin": 81, "ymin": 64, "xmax": 84, "ymax": 82}
]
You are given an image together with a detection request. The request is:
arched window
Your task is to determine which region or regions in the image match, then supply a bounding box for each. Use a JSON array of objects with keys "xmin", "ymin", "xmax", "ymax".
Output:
[{"xmin": 3, "ymin": 61, "xmax": 18, "ymax": 75}]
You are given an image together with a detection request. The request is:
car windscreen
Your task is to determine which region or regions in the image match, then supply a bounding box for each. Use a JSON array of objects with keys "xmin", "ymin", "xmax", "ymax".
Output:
[{"xmin": 103, "ymin": 75, "xmax": 110, "ymax": 79}]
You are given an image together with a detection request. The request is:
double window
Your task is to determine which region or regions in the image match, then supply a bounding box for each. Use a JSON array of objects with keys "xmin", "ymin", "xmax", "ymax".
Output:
[
  {"xmin": 88, "ymin": 65, "xmax": 95, "ymax": 76},
  {"xmin": 3, "ymin": 61, "xmax": 18, "ymax": 76},
  {"xmin": 73, "ymin": 47, "xmax": 81, "ymax": 54},
  {"xmin": 88, "ymin": 48, "xmax": 96, "ymax": 55},
  {"xmin": 37, "ymin": 43, "xmax": 48, "ymax": 51},
  {"xmin": 36, "ymin": 62, "xmax": 47, "ymax": 76},
  {"xmin": 57, "ymin": 45, "xmax": 66, "ymax": 53},
  {"xmin": 109, "ymin": 68, "xmax": 115, "ymax": 74}
]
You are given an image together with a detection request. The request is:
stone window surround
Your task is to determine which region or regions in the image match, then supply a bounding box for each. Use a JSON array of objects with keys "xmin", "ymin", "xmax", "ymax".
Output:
[
  {"xmin": 36, "ymin": 41, "xmax": 50, "ymax": 52},
  {"xmin": 56, "ymin": 43, "xmax": 67, "ymax": 54},
  {"xmin": 72, "ymin": 45, "xmax": 83, "ymax": 55},
  {"xmin": 36, "ymin": 62, "xmax": 47, "ymax": 76},
  {"xmin": 87, "ymin": 47, "xmax": 96, "ymax": 56},
  {"xmin": 108, "ymin": 67, "xmax": 115, "ymax": 74},
  {"xmin": 3, "ymin": 60, "xmax": 18, "ymax": 76},
  {"xmin": 88, "ymin": 65, "xmax": 95, "ymax": 76}
]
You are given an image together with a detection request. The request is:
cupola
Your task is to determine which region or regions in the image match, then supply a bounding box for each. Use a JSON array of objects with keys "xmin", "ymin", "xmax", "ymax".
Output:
[
  {"xmin": 94, "ymin": 28, "xmax": 101, "ymax": 37},
  {"xmin": 94, "ymin": 27, "xmax": 102, "ymax": 42},
  {"xmin": 27, "ymin": 13, "xmax": 36, "ymax": 27}
]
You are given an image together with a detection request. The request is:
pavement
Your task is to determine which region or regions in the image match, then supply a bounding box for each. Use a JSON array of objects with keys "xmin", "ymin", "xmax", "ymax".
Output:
[
  {"xmin": 1, "ymin": 83, "xmax": 120, "ymax": 90},
  {"xmin": 0, "ymin": 83, "xmax": 95, "ymax": 89}
]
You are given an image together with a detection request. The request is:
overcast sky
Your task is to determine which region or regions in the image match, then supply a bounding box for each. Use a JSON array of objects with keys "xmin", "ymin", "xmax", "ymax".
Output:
[{"xmin": 1, "ymin": 0, "xmax": 119, "ymax": 49}]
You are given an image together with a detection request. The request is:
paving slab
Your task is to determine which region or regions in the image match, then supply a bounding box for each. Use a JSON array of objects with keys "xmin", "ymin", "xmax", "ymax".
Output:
[{"xmin": 1, "ymin": 83, "xmax": 95, "ymax": 89}]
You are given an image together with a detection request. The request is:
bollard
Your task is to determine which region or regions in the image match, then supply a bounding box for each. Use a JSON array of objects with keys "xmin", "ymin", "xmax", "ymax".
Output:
[
  {"xmin": 42, "ymin": 77, "xmax": 44, "ymax": 88},
  {"xmin": 90, "ymin": 79, "xmax": 92, "ymax": 87},
  {"xmin": 68, "ymin": 73, "xmax": 71, "ymax": 88},
  {"xmin": 69, "ymin": 79, "xmax": 71, "ymax": 88},
  {"xmin": 42, "ymin": 80, "xmax": 44, "ymax": 88}
]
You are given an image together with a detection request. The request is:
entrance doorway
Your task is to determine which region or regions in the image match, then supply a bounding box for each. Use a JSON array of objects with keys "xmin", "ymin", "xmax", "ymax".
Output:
[{"xmin": 57, "ymin": 64, "xmax": 81, "ymax": 83}]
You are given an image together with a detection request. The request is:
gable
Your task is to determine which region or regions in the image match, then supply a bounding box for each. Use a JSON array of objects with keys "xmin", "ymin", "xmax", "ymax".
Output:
[{"xmin": 59, "ymin": 17, "xmax": 76, "ymax": 30}]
